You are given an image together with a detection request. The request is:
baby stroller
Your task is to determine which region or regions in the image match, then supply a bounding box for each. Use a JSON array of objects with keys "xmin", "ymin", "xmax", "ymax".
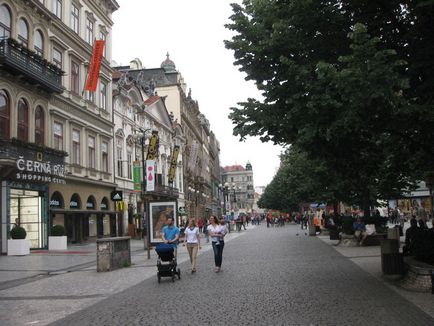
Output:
[{"xmin": 155, "ymin": 243, "xmax": 181, "ymax": 283}]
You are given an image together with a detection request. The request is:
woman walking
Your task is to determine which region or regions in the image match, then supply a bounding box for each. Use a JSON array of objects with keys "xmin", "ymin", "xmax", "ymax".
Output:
[
  {"xmin": 207, "ymin": 215, "xmax": 227, "ymax": 272},
  {"xmin": 183, "ymin": 219, "xmax": 200, "ymax": 273}
]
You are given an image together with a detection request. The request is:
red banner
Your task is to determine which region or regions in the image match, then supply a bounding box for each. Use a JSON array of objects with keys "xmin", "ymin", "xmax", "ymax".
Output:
[{"xmin": 85, "ymin": 40, "xmax": 105, "ymax": 92}]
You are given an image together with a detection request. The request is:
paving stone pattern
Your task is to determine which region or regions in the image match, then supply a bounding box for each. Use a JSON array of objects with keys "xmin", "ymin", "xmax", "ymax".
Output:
[{"xmin": 51, "ymin": 225, "xmax": 434, "ymax": 326}]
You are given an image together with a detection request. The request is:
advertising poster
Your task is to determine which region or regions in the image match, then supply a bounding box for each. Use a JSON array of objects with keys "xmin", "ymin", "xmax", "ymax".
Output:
[{"xmin": 149, "ymin": 201, "xmax": 176, "ymax": 243}]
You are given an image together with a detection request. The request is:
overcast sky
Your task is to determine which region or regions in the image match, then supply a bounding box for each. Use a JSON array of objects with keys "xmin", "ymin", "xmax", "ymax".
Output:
[{"xmin": 112, "ymin": 0, "xmax": 283, "ymax": 187}]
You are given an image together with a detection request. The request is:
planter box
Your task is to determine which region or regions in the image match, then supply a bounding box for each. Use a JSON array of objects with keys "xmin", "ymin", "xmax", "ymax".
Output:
[
  {"xmin": 7, "ymin": 239, "xmax": 30, "ymax": 256},
  {"xmin": 48, "ymin": 236, "xmax": 67, "ymax": 251}
]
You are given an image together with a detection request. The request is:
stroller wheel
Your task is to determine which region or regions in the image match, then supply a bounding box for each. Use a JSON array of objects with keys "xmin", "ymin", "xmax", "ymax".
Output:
[
  {"xmin": 177, "ymin": 268, "xmax": 181, "ymax": 279},
  {"xmin": 157, "ymin": 272, "xmax": 161, "ymax": 283}
]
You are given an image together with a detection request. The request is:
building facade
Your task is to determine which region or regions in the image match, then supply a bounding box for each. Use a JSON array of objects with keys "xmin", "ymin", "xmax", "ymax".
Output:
[
  {"xmin": 0, "ymin": 0, "xmax": 119, "ymax": 253},
  {"xmin": 114, "ymin": 55, "xmax": 220, "ymax": 224},
  {"xmin": 221, "ymin": 162, "xmax": 255, "ymax": 216},
  {"xmin": 112, "ymin": 63, "xmax": 185, "ymax": 238}
]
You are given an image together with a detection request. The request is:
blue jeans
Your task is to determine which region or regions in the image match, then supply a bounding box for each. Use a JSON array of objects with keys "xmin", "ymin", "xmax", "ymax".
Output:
[{"xmin": 211, "ymin": 241, "xmax": 224, "ymax": 267}]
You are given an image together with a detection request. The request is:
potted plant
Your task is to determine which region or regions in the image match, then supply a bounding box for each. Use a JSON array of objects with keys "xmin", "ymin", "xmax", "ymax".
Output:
[
  {"xmin": 48, "ymin": 225, "xmax": 67, "ymax": 250},
  {"xmin": 7, "ymin": 226, "xmax": 30, "ymax": 256}
]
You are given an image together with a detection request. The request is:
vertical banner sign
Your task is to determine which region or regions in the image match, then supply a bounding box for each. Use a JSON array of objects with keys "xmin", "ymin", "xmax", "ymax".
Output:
[
  {"xmin": 146, "ymin": 160, "xmax": 155, "ymax": 192},
  {"xmin": 188, "ymin": 140, "xmax": 199, "ymax": 171},
  {"xmin": 168, "ymin": 145, "xmax": 180, "ymax": 184},
  {"xmin": 85, "ymin": 40, "xmax": 105, "ymax": 92},
  {"xmin": 146, "ymin": 131, "xmax": 159, "ymax": 160},
  {"xmin": 133, "ymin": 161, "xmax": 141, "ymax": 191}
]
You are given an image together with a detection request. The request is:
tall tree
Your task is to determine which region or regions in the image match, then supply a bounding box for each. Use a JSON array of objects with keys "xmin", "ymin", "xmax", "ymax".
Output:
[{"xmin": 225, "ymin": 1, "xmax": 433, "ymax": 212}]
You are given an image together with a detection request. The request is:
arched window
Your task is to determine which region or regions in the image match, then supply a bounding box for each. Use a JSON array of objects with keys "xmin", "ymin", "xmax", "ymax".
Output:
[
  {"xmin": 17, "ymin": 99, "xmax": 29, "ymax": 141},
  {"xmin": 35, "ymin": 106, "xmax": 45, "ymax": 145},
  {"xmin": 0, "ymin": 5, "xmax": 11, "ymax": 39},
  {"xmin": 70, "ymin": 193, "xmax": 81, "ymax": 209},
  {"xmin": 34, "ymin": 30, "xmax": 44, "ymax": 56},
  {"xmin": 18, "ymin": 18, "xmax": 29, "ymax": 47},
  {"xmin": 0, "ymin": 90, "xmax": 10, "ymax": 139}
]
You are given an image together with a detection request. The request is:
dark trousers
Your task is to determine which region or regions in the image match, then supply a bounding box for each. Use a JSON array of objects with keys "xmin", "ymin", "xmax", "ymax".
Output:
[{"xmin": 212, "ymin": 241, "xmax": 224, "ymax": 267}]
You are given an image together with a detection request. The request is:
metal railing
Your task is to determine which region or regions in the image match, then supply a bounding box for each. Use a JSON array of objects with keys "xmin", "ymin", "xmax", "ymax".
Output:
[{"xmin": 0, "ymin": 38, "xmax": 64, "ymax": 94}]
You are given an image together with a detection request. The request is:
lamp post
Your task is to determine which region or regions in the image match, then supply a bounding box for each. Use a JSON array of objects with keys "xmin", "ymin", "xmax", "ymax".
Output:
[{"xmin": 133, "ymin": 129, "xmax": 151, "ymax": 259}]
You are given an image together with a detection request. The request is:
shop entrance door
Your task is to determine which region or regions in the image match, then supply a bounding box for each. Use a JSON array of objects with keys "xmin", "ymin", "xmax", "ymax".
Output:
[{"xmin": 10, "ymin": 189, "xmax": 44, "ymax": 249}]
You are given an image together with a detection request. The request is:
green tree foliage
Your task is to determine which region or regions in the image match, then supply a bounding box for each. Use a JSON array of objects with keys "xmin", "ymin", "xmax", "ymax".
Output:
[{"xmin": 225, "ymin": 1, "xmax": 434, "ymax": 210}]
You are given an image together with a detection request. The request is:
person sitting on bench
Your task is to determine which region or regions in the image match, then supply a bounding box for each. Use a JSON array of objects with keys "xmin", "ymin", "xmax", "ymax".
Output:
[
  {"xmin": 353, "ymin": 217, "xmax": 367, "ymax": 246},
  {"xmin": 403, "ymin": 218, "xmax": 421, "ymax": 256}
]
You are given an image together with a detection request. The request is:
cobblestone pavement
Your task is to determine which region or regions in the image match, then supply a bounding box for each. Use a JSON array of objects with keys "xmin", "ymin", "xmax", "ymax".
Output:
[{"xmin": 47, "ymin": 224, "xmax": 434, "ymax": 326}]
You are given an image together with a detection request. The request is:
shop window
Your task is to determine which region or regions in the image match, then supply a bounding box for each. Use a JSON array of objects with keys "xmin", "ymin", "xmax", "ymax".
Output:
[
  {"xmin": 34, "ymin": 106, "xmax": 45, "ymax": 145},
  {"xmin": 0, "ymin": 90, "xmax": 10, "ymax": 138},
  {"xmin": 70, "ymin": 193, "xmax": 81, "ymax": 209},
  {"xmin": 34, "ymin": 30, "xmax": 44, "ymax": 57},
  {"xmin": 72, "ymin": 129, "xmax": 80, "ymax": 165},
  {"xmin": 86, "ymin": 195, "xmax": 96, "ymax": 209},
  {"xmin": 100, "ymin": 197, "xmax": 109, "ymax": 210},
  {"xmin": 53, "ymin": 121, "xmax": 63, "ymax": 150},
  {"xmin": 18, "ymin": 17, "xmax": 29, "ymax": 47},
  {"xmin": 17, "ymin": 99, "xmax": 29, "ymax": 141},
  {"xmin": 0, "ymin": 4, "xmax": 11, "ymax": 39},
  {"xmin": 50, "ymin": 191, "xmax": 64, "ymax": 209}
]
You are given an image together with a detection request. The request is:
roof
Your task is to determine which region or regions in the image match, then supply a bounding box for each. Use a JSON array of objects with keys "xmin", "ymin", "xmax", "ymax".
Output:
[
  {"xmin": 223, "ymin": 165, "xmax": 245, "ymax": 172},
  {"xmin": 144, "ymin": 95, "xmax": 160, "ymax": 106}
]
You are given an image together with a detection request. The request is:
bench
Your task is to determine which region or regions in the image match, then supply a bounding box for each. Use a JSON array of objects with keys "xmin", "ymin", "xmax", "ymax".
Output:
[
  {"xmin": 335, "ymin": 232, "xmax": 386, "ymax": 246},
  {"xmin": 364, "ymin": 233, "xmax": 387, "ymax": 246}
]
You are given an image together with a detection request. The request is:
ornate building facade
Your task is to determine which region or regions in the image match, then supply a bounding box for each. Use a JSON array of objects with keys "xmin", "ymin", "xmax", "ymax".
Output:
[{"xmin": 0, "ymin": 0, "xmax": 119, "ymax": 253}]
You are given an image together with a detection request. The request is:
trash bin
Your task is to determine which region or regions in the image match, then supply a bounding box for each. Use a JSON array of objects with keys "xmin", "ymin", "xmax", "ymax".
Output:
[
  {"xmin": 329, "ymin": 229, "xmax": 339, "ymax": 240},
  {"xmin": 381, "ymin": 239, "xmax": 404, "ymax": 275}
]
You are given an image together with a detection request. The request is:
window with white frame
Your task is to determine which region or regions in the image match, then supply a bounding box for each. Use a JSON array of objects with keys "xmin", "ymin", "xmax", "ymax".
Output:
[
  {"xmin": 98, "ymin": 30, "xmax": 106, "ymax": 57},
  {"xmin": 71, "ymin": 4, "xmax": 79, "ymax": 34},
  {"xmin": 53, "ymin": 121, "xmax": 63, "ymax": 150},
  {"xmin": 127, "ymin": 151, "xmax": 132, "ymax": 179},
  {"xmin": 85, "ymin": 18, "xmax": 93, "ymax": 45},
  {"xmin": 53, "ymin": 48, "xmax": 62, "ymax": 69},
  {"xmin": 99, "ymin": 81, "xmax": 107, "ymax": 110},
  {"xmin": 34, "ymin": 30, "xmax": 44, "ymax": 57},
  {"xmin": 88, "ymin": 136, "xmax": 95, "ymax": 169},
  {"xmin": 116, "ymin": 140, "xmax": 123, "ymax": 177},
  {"xmin": 71, "ymin": 60, "xmax": 79, "ymax": 94},
  {"xmin": 102, "ymin": 141, "xmax": 108, "ymax": 172},
  {"xmin": 54, "ymin": 0, "xmax": 62, "ymax": 19},
  {"xmin": 72, "ymin": 129, "xmax": 80, "ymax": 165}
]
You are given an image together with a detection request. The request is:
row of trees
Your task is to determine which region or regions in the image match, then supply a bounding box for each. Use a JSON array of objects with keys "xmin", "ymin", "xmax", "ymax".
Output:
[{"xmin": 225, "ymin": 0, "xmax": 434, "ymax": 214}]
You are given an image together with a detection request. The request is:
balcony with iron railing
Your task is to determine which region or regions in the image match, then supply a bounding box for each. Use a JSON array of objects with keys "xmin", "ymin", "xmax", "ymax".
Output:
[
  {"xmin": 144, "ymin": 184, "xmax": 179, "ymax": 199},
  {"xmin": 0, "ymin": 38, "xmax": 64, "ymax": 94}
]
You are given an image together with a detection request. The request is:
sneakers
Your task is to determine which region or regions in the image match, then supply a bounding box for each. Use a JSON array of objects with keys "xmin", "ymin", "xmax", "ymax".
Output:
[{"xmin": 215, "ymin": 267, "xmax": 220, "ymax": 273}]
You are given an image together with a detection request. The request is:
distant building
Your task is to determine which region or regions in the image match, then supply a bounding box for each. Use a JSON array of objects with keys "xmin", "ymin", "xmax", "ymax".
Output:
[{"xmin": 221, "ymin": 162, "xmax": 255, "ymax": 214}]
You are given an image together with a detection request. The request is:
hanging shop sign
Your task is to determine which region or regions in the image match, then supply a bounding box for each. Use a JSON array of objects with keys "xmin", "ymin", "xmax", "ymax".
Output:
[
  {"xmin": 146, "ymin": 131, "xmax": 159, "ymax": 160},
  {"xmin": 111, "ymin": 190, "xmax": 123, "ymax": 201},
  {"xmin": 168, "ymin": 145, "xmax": 180, "ymax": 184},
  {"xmin": 146, "ymin": 160, "xmax": 155, "ymax": 192},
  {"xmin": 133, "ymin": 161, "xmax": 142, "ymax": 192}
]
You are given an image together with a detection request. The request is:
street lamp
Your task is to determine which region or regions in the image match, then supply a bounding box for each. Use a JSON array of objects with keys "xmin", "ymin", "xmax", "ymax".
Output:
[{"xmin": 133, "ymin": 129, "xmax": 152, "ymax": 259}]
